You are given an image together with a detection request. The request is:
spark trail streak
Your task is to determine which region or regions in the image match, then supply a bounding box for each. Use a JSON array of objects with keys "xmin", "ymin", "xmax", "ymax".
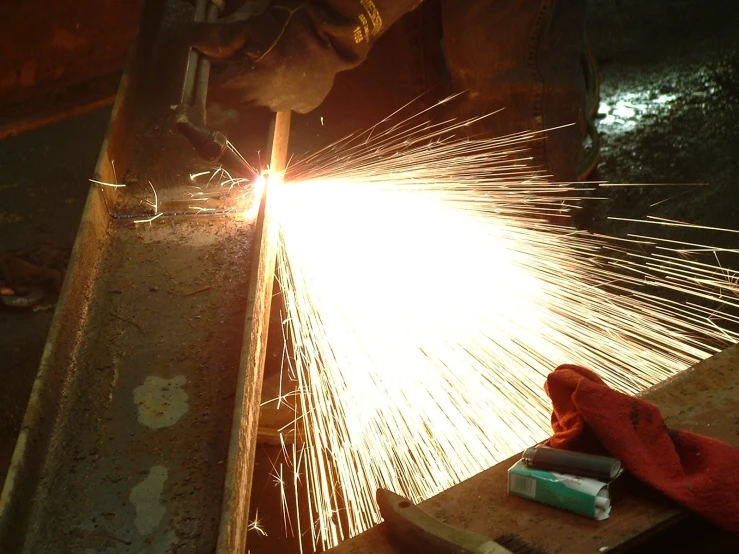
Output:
[{"xmin": 267, "ymin": 112, "xmax": 739, "ymax": 551}]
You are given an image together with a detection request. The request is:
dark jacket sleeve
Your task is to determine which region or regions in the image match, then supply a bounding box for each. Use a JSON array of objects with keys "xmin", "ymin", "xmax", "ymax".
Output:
[{"xmin": 305, "ymin": 0, "xmax": 425, "ymax": 69}]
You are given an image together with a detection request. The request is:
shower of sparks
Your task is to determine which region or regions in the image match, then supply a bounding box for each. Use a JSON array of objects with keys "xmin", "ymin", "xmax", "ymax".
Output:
[
  {"xmin": 184, "ymin": 167, "xmax": 260, "ymax": 216},
  {"xmin": 263, "ymin": 107, "xmax": 739, "ymax": 551},
  {"xmin": 133, "ymin": 181, "xmax": 163, "ymax": 224},
  {"xmin": 88, "ymin": 164, "xmax": 165, "ymax": 224},
  {"xmin": 245, "ymin": 174, "xmax": 267, "ymax": 219},
  {"xmin": 268, "ymin": 454, "xmax": 295, "ymax": 537},
  {"xmin": 248, "ymin": 509, "xmax": 268, "ymax": 537}
]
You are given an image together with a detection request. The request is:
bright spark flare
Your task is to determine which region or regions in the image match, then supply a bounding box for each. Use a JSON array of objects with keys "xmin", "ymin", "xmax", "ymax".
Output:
[
  {"xmin": 266, "ymin": 110, "xmax": 739, "ymax": 551},
  {"xmin": 244, "ymin": 174, "xmax": 267, "ymax": 219},
  {"xmin": 89, "ymin": 178, "xmax": 126, "ymax": 188},
  {"xmin": 248, "ymin": 508, "xmax": 268, "ymax": 537},
  {"xmin": 133, "ymin": 181, "xmax": 163, "ymax": 224}
]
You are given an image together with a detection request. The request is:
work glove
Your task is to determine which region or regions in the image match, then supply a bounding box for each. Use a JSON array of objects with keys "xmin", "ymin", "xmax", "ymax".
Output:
[{"xmin": 190, "ymin": 0, "xmax": 424, "ymax": 113}]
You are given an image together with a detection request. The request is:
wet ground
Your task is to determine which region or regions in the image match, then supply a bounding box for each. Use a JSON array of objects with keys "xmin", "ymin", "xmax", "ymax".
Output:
[
  {"xmin": 587, "ymin": 0, "xmax": 739, "ymax": 249},
  {"xmin": 1, "ymin": 0, "xmax": 738, "ymax": 551}
]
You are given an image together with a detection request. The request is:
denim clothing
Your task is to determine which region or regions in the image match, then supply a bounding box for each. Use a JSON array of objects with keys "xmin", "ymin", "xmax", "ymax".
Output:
[{"xmin": 441, "ymin": 0, "xmax": 589, "ymax": 182}]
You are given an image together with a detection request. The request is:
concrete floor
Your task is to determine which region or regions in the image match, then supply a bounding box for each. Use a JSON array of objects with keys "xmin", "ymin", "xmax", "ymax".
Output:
[{"xmin": 1, "ymin": 0, "xmax": 738, "ymax": 550}]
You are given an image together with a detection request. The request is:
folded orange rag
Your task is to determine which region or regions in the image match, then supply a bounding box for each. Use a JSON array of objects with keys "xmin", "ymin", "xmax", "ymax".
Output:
[{"xmin": 545, "ymin": 364, "xmax": 739, "ymax": 534}]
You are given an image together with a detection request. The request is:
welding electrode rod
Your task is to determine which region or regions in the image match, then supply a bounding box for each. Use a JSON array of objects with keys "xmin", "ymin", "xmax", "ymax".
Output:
[
  {"xmin": 181, "ymin": 0, "xmax": 209, "ymax": 105},
  {"xmin": 522, "ymin": 446, "xmax": 621, "ymax": 481}
]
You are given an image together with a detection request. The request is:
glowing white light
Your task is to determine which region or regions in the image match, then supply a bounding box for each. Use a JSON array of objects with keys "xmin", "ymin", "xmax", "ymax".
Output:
[{"xmin": 265, "ymin": 111, "xmax": 738, "ymax": 551}]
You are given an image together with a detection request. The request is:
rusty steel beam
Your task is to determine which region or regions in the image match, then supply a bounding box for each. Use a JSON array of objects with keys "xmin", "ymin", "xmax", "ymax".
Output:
[{"xmin": 0, "ymin": 1, "xmax": 276, "ymax": 552}]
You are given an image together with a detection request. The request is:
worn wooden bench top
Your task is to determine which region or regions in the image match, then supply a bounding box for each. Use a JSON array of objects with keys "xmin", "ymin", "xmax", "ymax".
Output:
[{"xmin": 328, "ymin": 344, "xmax": 739, "ymax": 553}]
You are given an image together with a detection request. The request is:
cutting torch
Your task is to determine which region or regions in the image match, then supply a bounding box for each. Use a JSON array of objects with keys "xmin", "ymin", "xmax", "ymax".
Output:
[{"xmin": 176, "ymin": 0, "xmax": 291, "ymax": 180}]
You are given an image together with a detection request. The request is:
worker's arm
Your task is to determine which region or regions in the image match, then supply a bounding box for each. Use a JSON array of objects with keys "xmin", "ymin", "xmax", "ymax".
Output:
[{"xmin": 190, "ymin": 0, "xmax": 423, "ymax": 113}]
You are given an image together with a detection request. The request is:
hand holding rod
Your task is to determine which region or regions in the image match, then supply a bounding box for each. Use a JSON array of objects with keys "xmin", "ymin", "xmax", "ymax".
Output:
[{"xmin": 176, "ymin": 0, "xmax": 257, "ymax": 179}]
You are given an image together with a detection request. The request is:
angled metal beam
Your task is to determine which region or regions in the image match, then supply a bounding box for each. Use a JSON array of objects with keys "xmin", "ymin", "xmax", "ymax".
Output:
[{"xmin": 0, "ymin": 1, "xmax": 275, "ymax": 552}]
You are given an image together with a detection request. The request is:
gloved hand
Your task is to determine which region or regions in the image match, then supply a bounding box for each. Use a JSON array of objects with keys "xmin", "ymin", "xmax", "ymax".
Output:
[{"xmin": 190, "ymin": 0, "xmax": 423, "ymax": 113}]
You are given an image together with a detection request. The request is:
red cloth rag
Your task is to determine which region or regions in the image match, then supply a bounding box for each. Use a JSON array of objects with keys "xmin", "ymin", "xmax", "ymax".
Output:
[{"xmin": 545, "ymin": 364, "xmax": 739, "ymax": 534}]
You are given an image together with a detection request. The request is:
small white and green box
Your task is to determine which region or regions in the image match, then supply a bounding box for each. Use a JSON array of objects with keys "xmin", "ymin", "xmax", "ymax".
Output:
[{"xmin": 507, "ymin": 459, "xmax": 617, "ymax": 520}]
